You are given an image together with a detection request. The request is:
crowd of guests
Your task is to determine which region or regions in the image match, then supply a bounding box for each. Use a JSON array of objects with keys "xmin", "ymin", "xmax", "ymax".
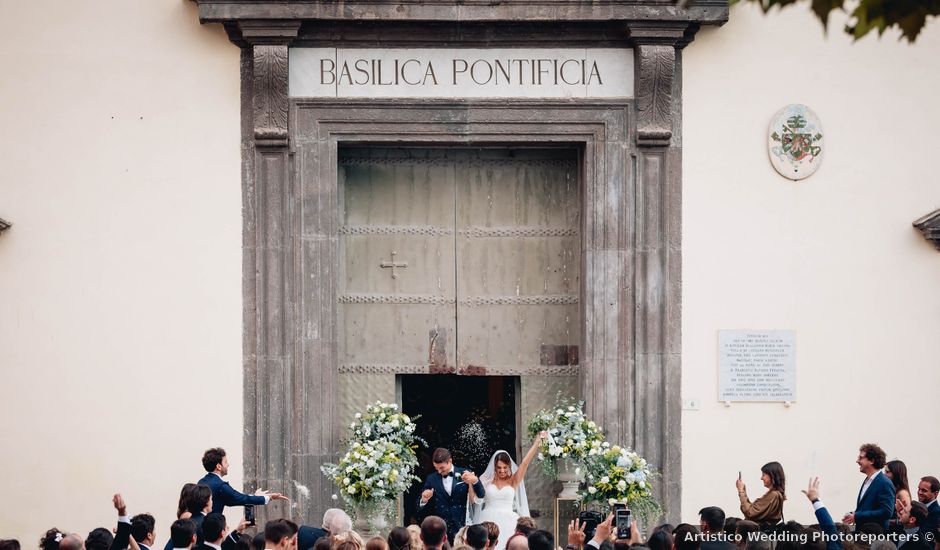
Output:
[{"xmin": 2, "ymin": 443, "xmax": 938, "ymax": 550}]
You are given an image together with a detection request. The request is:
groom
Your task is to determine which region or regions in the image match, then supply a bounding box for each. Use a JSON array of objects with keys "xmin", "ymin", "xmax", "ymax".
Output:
[{"xmin": 417, "ymin": 447, "xmax": 485, "ymax": 543}]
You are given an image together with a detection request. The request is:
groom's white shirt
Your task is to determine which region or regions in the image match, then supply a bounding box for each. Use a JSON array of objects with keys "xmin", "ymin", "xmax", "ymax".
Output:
[{"xmin": 443, "ymin": 466, "xmax": 454, "ymax": 495}]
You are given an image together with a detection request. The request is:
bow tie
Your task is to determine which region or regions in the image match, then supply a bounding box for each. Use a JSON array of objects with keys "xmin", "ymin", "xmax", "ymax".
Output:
[{"xmin": 443, "ymin": 472, "xmax": 455, "ymax": 478}]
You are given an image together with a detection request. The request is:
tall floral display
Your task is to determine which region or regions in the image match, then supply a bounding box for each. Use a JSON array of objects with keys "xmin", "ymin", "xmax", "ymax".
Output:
[
  {"xmin": 579, "ymin": 444, "xmax": 662, "ymax": 520},
  {"xmin": 526, "ymin": 398, "xmax": 605, "ymax": 497},
  {"xmin": 322, "ymin": 402, "xmax": 423, "ymax": 535}
]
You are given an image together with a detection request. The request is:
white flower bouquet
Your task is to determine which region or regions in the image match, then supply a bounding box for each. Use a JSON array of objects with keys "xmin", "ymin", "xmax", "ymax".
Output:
[
  {"xmin": 580, "ymin": 444, "xmax": 662, "ymax": 520},
  {"xmin": 321, "ymin": 438, "xmax": 420, "ymax": 503},
  {"xmin": 526, "ymin": 397, "xmax": 605, "ymax": 475},
  {"xmin": 322, "ymin": 401, "xmax": 425, "ymax": 506}
]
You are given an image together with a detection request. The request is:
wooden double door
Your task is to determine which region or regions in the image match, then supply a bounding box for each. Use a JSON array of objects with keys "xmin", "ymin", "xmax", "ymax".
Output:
[{"xmin": 338, "ymin": 147, "xmax": 581, "ymax": 374}]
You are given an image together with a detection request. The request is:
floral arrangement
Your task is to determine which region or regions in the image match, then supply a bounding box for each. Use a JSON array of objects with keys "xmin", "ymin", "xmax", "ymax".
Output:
[
  {"xmin": 321, "ymin": 438, "xmax": 420, "ymax": 503},
  {"xmin": 580, "ymin": 444, "xmax": 662, "ymax": 520},
  {"xmin": 526, "ymin": 397, "xmax": 605, "ymax": 475},
  {"xmin": 322, "ymin": 401, "xmax": 424, "ymax": 505}
]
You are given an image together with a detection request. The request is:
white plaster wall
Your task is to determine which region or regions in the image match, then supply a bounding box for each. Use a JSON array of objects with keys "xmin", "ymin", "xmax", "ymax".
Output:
[
  {"xmin": 682, "ymin": 4, "xmax": 940, "ymax": 525},
  {"xmin": 0, "ymin": 0, "xmax": 243, "ymax": 543}
]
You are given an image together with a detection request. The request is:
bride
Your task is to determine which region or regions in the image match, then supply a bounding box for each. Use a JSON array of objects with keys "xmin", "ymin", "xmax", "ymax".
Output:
[{"xmin": 470, "ymin": 432, "xmax": 547, "ymax": 550}]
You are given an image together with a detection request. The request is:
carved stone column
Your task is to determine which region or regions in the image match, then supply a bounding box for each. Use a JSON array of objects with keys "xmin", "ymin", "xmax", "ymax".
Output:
[
  {"xmin": 625, "ymin": 21, "xmax": 689, "ymax": 524},
  {"xmin": 238, "ymin": 20, "xmax": 304, "ymax": 522}
]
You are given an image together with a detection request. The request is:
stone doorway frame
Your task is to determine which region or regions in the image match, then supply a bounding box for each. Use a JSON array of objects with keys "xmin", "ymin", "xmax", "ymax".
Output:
[{"xmin": 192, "ymin": 1, "xmax": 729, "ymax": 525}]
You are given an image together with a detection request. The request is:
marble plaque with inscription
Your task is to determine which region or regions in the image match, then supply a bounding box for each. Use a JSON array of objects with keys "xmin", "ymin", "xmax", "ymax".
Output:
[{"xmin": 718, "ymin": 330, "xmax": 796, "ymax": 402}]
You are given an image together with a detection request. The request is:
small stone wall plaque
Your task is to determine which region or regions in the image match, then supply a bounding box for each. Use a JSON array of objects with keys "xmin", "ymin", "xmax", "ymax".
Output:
[
  {"xmin": 718, "ymin": 330, "xmax": 796, "ymax": 402},
  {"xmin": 768, "ymin": 104, "xmax": 824, "ymax": 180}
]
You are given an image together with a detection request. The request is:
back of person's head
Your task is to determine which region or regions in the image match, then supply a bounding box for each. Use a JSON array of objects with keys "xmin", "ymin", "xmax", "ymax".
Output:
[
  {"xmin": 870, "ymin": 542, "xmax": 894, "ymax": 550},
  {"xmin": 40, "ymin": 529, "xmax": 66, "ymax": 550},
  {"xmin": 312, "ymin": 537, "xmax": 331, "ymax": 550},
  {"xmin": 526, "ymin": 530, "xmax": 553, "ymax": 550},
  {"xmin": 60, "ymin": 535, "xmax": 84, "ymax": 550},
  {"xmin": 366, "ymin": 537, "xmax": 389, "ymax": 550},
  {"xmin": 734, "ymin": 521, "xmax": 759, "ymax": 543},
  {"xmin": 0, "ymin": 540, "xmax": 21, "ymax": 550},
  {"xmin": 453, "ymin": 527, "xmax": 469, "ymax": 547},
  {"xmin": 481, "ymin": 523, "xmax": 499, "ymax": 548},
  {"xmin": 466, "ymin": 525, "xmax": 489, "ymax": 550},
  {"xmin": 251, "ymin": 533, "xmax": 266, "ymax": 550},
  {"xmin": 699, "ymin": 508, "xmax": 725, "ymax": 534},
  {"xmin": 202, "ymin": 448, "xmax": 226, "ymax": 472},
  {"xmin": 85, "ymin": 529, "xmax": 113, "ymax": 550},
  {"xmin": 264, "ymin": 520, "xmax": 299, "ymax": 546},
  {"xmin": 176, "ymin": 484, "xmax": 198, "ymax": 518},
  {"xmin": 432, "ymin": 448, "xmax": 452, "ymax": 464},
  {"xmin": 506, "ymin": 534, "xmax": 528, "ymax": 550},
  {"xmin": 514, "ymin": 518, "xmax": 536, "ymax": 537},
  {"xmin": 388, "ymin": 528, "xmax": 411, "ymax": 550},
  {"xmin": 131, "ymin": 514, "xmax": 156, "ymax": 544},
  {"xmin": 335, "ymin": 541, "xmax": 362, "ymax": 550},
  {"xmin": 406, "ymin": 526, "xmax": 422, "ymax": 550},
  {"xmin": 745, "ymin": 540, "xmax": 771, "ymax": 550},
  {"xmin": 774, "ymin": 523, "xmax": 804, "ymax": 550},
  {"xmin": 673, "ymin": 524, "xmax": 701, "ymax": 550},
  {"xmin": 421, "ymin": 516, "xmax": 447, "ymax": 548},
  {"xmin": 202, "ymin": 513, "xmax": 227, "ymax": 543},
  {"xmin": 323, "ymin": 509, "xmax": 353, "ymax": 534},
  {"xmin": 800, "ymin": 527, "xmax": 825, "ymax": 550},
  {"xmin": 187, "ymin": 484, "xmax": 212, "ymax": 515},
  {"xmin": 234, "ymin": 534, "xmax": 252, "ymax": 550},
  {"xmin": 724, "ymin": 518, "xmax": 740, "ymax": 537},
  {"xmin": 647, "ymin": 529, "xmax": 674, "ymax": 550},
  {"xmin": 171, "ymin": 520, "xmax": 197, "ymax": 549}
]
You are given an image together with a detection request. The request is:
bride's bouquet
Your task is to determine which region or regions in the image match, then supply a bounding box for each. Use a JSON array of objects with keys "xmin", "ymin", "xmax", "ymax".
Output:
[
  {"xmin": 526, "ymin": 397, "xmax": 605, "ymax": 475},
  {"xmin": 579, "ymin": 444, "xmax": 663, "ymax": 520}
]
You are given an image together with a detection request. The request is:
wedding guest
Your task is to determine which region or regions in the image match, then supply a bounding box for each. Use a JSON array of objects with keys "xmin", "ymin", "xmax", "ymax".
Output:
[
  {"xmin": 674, "ymin": 524, "xmax": 702, "ymax": 550},
  {"xmin": 262, "ymin": 520, "xmax": 298, "ymax": 550},
  {"xmin": 196, "ymin": 514, "xmax": 229, "ymax": 550},
  {"xmin": 198, "ymin": 448, "xmax": 287, "ymax": 515},
  {"xmin": 917, "ymin": 476, "xmax": 940, "ymax": 535},
  {"xmin": 466, "ymin": 525, "xmax": 489, "ymax": 550},
  {"xmin": 886, "ymin": 461, "xmax": 912, "ymax": 515},
  {"xmin": 250, "ymin": 534, "xmax": 264, "ymax": 550},
  {"xmin": 41, "ymin": 529, "xmax": 68, "ymax": 550},
  {"xmin": 453, "ymin": 528, "xmax": 469, "ymax": 548},
  {"xmin": 406, "ymin": 526, "xmax": 422, "ymax": 550},
  {"xmin": 505, "ymin": 536, "xmax": 527, "ymax": 550},
  {"xmin": 177, "ymin": 485, "xmax": 198, "ymax": 520},
  {"xmin": 366, "ymin": 538, "xmax": 389, "ymax": 550},
  {"xmin": 0, "ymin": 540, "xmax": 20, "ymax": 550},
  {"xmin": 60, "ymin": 535, "xmax": 85, "ymax": 550},
  {"xmin": 131, "ymin": 514, "xmax": 156, "ymax": 550},
  {"xmin": 722, "ymin": 519, "xmax": 739, "ymax": 540},
  {"xmin": 170, "ymin": 520, "xmax": 197, "ymax": 550},
  {"xmin": 736, "ymin": 463, "xmax": 786, "ymax": 528},
  {"xmin": 481, "ymin": 524, "xmax": 499, "ymax": 550},
  {"xmin": 699, "ymin": 508, "xmax": 734, "ymax": 550},
  {"xmin": 311, "ymin": 539, "xmax": 329, "ymax": 550},
  {"xmin": 388, "ymin": 528, "xmax": 412, "ymax": 550},
  {"xmin": 322, "ymin": 509, "xmax": 353, "ymax": 537},
  {"xmin": 525, "ymin": 531, "xmax": 553, "ymax": 550},
  {"xmin": 732, "ymin": 522, "xmax": 758, "ymax": 550},
  {"xmin": 86, "ymin": 529, "xmax": 113, "ymax": 550},
  {"xmin": 646, "ymin": 529, "xmax": 673, "ymax": 550},
  {"xmin": 844, "ymin": 444, "xmax": 895, "ymax": 531},
  {"xmin": 421, "ymin": 517, "xmax": 448, "ymax": 550},
  {"xmin": 514, "ymin": 519, "xmax": 536, "ymax": 538},
  {"xmin": 166, "ymin": 485, "xmax": 212, "ymax": 550}
]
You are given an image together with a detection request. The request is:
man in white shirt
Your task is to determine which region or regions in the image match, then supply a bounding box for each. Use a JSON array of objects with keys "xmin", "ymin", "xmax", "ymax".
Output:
[{"xmin": 843, "ymin": 443, "xmax": 895, "ymax": 531}]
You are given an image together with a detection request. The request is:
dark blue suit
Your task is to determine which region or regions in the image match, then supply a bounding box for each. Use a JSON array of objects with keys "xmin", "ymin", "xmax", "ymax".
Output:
[
  {"xmin": 855, "ymin": 472, "xmax": 896, "ymax": 531},
  {"xmin": 163, "ymin": 513, "xmax": 204, "ymax": 550},
  {"xmin": 814, "ymin": 503, "xmax": 842, "ymax": 550},
  {"xmin": 198, "ymin": 473, "xmax": 266, "ymax": 515},
  {"xmin": 918, "ymin": 500, "xmax": 940, "ymax": 538},
  {"xmin": 416, "ymin": 467, "xmax": 485, "ymax": 544},
  {"xmin": 297, "ymin": 526, "xmax": 329, "ymax": 550}
]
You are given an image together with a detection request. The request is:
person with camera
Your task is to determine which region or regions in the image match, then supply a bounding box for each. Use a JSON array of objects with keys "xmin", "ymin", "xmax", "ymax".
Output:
[
  {"xmin": 565, "ymin": 512, "xmax": 641, "ymax": 550},
  {"xmin": 736, "ymin": 463, "xmax": 786, "ymax": 529}
]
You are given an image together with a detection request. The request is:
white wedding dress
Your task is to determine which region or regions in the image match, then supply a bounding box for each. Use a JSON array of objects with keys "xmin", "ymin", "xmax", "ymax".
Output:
[
  {"xmin": 474, "ymin": 484, "xmax": 519, "ymax": 550},
  {"xmin": 470, "ymin": 451, "xmax": 530, "ymax": 550}
]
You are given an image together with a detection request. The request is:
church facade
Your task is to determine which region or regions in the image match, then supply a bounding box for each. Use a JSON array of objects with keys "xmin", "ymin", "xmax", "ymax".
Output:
[{"xmin": 1, "ymin": 0, "xmax": 939, "ymax": 543}]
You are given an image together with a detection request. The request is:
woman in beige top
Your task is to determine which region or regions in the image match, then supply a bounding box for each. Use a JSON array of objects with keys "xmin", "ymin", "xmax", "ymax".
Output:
[
  {"xmin": 736, "ymin": 461, "xmax": 786, "ymax": 526},
  {"xmin": 885, "ymin": 460, "xmax": 912, "ymax": 519}
]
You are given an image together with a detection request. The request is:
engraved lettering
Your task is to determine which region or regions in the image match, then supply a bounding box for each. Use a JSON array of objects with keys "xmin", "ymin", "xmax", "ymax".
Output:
[{"xmin": 320, "ymin": 58, "xmax": 336, "ymax": 85}]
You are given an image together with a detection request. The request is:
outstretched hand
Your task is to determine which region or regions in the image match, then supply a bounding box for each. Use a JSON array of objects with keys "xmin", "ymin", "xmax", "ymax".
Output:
[
  {"xmin": 113, "ymin": 494, "xmax": 127, "ymax": 516},
  {"xmin": 567, "ymin": 520, "xmax": 587, "ymax": 547},
  {"xmin": 801, "ymin": 477, "xmax": 820, "ymax": 502},
  {"xmin": 592, "ymin": 514, "xmax": 614, "ymax": 544}
]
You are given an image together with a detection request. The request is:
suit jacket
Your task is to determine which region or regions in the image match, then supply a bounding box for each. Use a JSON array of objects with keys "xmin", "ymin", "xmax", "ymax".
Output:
[
  {"xmin": 297, "ymin": 526, "xmax": 328, "ymax": 550},
  {"xmin": 111, "ymin": 520, "xmax": 132, "ymax": 550},
  {"xmin": 198, "ymin": 473, "xmax": 267, "ymax": 515},
  {"xmin": 163, "ymin": 513, "xmax": 205, "ymax": 550},
  {"xmin": 814, "ymin": 504, "xmax": 842, "ymax": 550},
  {"xmin": 416, "ymin": 467, "xmax": 485, "ymax": 543},
  {"xmin": 919, "ymin": 500, "xmax": 940, "ymax": 538},
  {"xmin": 854, "ymin": 472, "xmax": 895, "ymax": 531},
  {"xmin": 193, "ymin": 534, "xmax": 238, "ymax": 550}
]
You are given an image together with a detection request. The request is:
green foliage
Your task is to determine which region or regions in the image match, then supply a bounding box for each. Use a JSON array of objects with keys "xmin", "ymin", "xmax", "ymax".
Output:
[{"xmin": 730, "ymin": 0, "xmax": 940, "ymax": 42}]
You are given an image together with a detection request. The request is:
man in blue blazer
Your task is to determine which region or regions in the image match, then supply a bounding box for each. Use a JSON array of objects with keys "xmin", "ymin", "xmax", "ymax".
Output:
[
  {"xmin": 843, "ymin": 443, "xmax": 895, "ymax": 531},
  {"xmin": 198, "ymin": 447, "xmax": 288, "ymax": 515},
  {"xmin": 417, "ymin": 448, "xmax": 485, "ymax": 544},
  {"xmin": 915, "ymin": 476, "xmax": 940, "ymax": 537}
]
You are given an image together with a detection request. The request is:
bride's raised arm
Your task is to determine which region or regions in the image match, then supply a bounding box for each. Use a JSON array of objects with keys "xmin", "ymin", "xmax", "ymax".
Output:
[{"xmin": 511, "ymin": 431, "xmax": 547, "ymax": 487}]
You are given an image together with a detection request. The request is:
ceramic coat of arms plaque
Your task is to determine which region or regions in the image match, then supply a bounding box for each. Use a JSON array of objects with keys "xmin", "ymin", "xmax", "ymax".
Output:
[{"xmin": 768, "ymin": 104, "xmax": 824, "ymax": 180}]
